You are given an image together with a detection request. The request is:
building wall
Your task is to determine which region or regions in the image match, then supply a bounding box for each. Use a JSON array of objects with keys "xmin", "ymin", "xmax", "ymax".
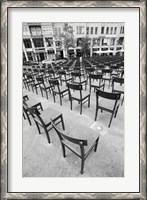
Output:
[{"xmin": 23, "ymin": 22, "xmax": 124, "ymax": 62}]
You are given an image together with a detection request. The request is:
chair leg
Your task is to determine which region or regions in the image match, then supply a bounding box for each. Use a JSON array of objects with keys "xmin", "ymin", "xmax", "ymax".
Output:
[
  {"xmin": 94, "ymin": 137, "xmax": 100, "ymax": 152},
  {"xmin": 35, "ymin": 88, "xmax": 38, "ymax": 95},
  {"xmin": 80, "ymin": 102, "xmax": 82, "ymax": 115},
  {"xmin": 80, "ymin": 157, "xmax": 85, "ymax": 174},
  {"xmin": 26, "ymin": 113, "xmax": 31, "ymax": 126},
  {"xmin": 59, "ymin": 95, "xmax": 62, "ymax": 106},
  {"xmin": 121, "ymin": 95, "xmax": 124, "ymax": 106},
  {"xmin": 41, "ymin": 89, "xmax": 43, "ymax": 97},
  {"xmin": 23, "ymin": 112, "xmax": 26, "ymax": 120},
  {"xmin": 44, "ymin": 128, "xmax": 51, "ymax": 143},
  {"xmin": 61, "ymin": 143, "xmax": 66, "ymax": 157},
  {"xmin": 53, "ymin": 93, "xmax": 56, "ymax": 103},
  {"xmin": 35, "ymin": 122, "xmax": 41, "ymax": 134},
  {"xmin": 88, "ymin": 96, "xmax": 90, "ymax": 108},
  {"xmin": 70, "ymin": 100, "xmax": 72, "ymax": 110},
  {"xmin": 108, "ymin": 113, "xmax": 114, "ymax": 127},
  {"xmin": 95, "ymin": 108, "xmax": 98, "ymax": 121},
  {"xmin": 46, "ymin": 91, "xmax": 48, "ymax": 99},
  {"xmin": 61, "ymin": 114, "xmax": 65, "ymax": 130}
]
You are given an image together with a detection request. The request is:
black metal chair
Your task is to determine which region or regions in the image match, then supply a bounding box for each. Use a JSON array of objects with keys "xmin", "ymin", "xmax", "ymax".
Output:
[
  {"xmin": 71, "ymin": 72, "xmax": 87, "ymax": 90},
  {"xmin": 102, "ymin": 69, "xmax": 112, "ymax": 88},
  {"xmin": 67, "ymin": 83, "xmax": 90, "ymax": 115},
  {"xmin": 89, "ymin": 74, "xmax": 105, "ymax": 93},
  {"xmin": 23, "ymin": 95, "xmax": 42, "ymax": 126},
  {"xmin": 112, "ymin": 77, "xmax": 124, "ymax": 105},
  {"xmin": 36, "ymin": 77, "xmax": 52, "ymax": 99},
  {"xmin": 51, "ymin": 119, "xmax": 100, "ymax": 174},
  {"xmin": 26, "ymin": 103, "xmax": 65, "ymax": 143},
  {"xmin": 95, "ymin": 89, "xmax": 121, "ymax": 127},
  {"xmin": 49, "ymin": 79, "xmax": 69, "ymax": 106},
  {"xmin": 58, "ymin": 70, "xmax": 72, "ymax": 85}
]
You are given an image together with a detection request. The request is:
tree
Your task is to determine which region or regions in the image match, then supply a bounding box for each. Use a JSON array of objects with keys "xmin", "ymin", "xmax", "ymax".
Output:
[
  {"xmin": 79, "ymin": 37, "xmax": 90, "ymax": 57},
  {"xmin": 59, "ymin": 23, "xmax": 75, "ymax": 58}
]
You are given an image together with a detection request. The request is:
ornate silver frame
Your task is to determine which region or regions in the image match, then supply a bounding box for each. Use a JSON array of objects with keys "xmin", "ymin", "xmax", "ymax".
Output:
[{"xmin": 1, "ymin": 1, "xmax": 146, "ymax": 199}]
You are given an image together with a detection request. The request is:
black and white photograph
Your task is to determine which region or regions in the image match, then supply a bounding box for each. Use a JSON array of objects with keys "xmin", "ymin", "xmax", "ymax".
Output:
[{"xmin": 22, "ymin": 22, "xmax": 125, "ymax": 177}]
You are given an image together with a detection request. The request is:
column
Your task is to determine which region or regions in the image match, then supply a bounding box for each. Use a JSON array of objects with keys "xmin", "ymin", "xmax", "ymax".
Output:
[{"xmin": 23, "ymin": 43, "xmax": 28, "ymax": 61}]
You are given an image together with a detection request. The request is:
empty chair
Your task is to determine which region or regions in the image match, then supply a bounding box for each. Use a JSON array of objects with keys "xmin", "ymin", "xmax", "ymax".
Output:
[
  {"xmin": 49, "ymin": 79, "xmax": 68, "ymax": 106},
  {"xmin": 67, "ymin": 83, "xmax": 90, "ymax": 115},
  {"xmin": 51, "ymin": 119, "xmax": 100, "ymax": 174},
  {"xmin": 95, "ymin": 89, "xmax": 121, "ymax": 127},
  {"xmin": 36, "ymin": 77, "xmax": 52, "ymax": 99},
  {"xmin": 112, "ymin": 77, "xmax": 124, "ymax": 105},
  {"xmin": 23, "ymin": 95, "xmax": 43, "ymax": 125},
  {"xmin": 58, "ymin": 70, "xmax": 72, "ymax": 85},
  {"xmin": 25, "ymin": 74, "xmax": 35, "ymax": 91},
  {"xmin": 89, "ymin": 74, "xmax": 105, "ymax": 93},
  {"xmin": 71, "ymin": 72, "xmax": 87, "ymax": 90},
  {"xmin": 26, "ymin": 103, "xmax": 65, "ymax": 143},
  {"xmin": 102, "ymin": 69, "xmax": 112, "ymax": 88}
]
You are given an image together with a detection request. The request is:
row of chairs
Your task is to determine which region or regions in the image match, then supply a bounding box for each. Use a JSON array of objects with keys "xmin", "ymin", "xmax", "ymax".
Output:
[{"xmin": 23, "ymin": 95, "xmax": 100, "ymax": 174}]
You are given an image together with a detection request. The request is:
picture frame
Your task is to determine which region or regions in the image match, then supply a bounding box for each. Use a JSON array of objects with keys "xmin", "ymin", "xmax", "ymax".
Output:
[{"xmin": 0, "ymin": 0, "xmax": 146, "ymax": 199}]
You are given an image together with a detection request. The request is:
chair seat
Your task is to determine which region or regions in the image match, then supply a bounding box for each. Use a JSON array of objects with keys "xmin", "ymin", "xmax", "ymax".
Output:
[
  {"xmin": 25, "ymin": 99, "xmax": 39, "ymax": 107},
  {"xmin": 91, "ymin": 82, "xmax": 102, "ymax": 88},
  {"xmin": 40, "ymin": 82, "xmax": 51, "ymax": 90},
  {"xmin": 61, "ymin": 76, "xmax": 72, "ymax": 81},
  {"xmin": 74, "ymin": 77, "xmax": 86, "ymax": 84},
  {"xmin": 54, "ymin": 85, "xmax": 68, "ymax": 93},
  {"xmin": 99, "ymin": 97, "xmax": 120, "ymax": 111},
  {"xmin": 71, "ymin": 91, "xmax": 90, "ymax": 100},
  {"xmin": 63, "ymin": 124, "xmax": 100, "ymax": 155},
  {"xmin": 113, "ymin": 83, "xmax": 124, "ymax": 93},
  {"xmin": 103, "ymin": 75, "xmax": 112, "ymax": 80},
  {"xmin": 40, "ymin": 107, "xmax": 62, "ymax": 125}
]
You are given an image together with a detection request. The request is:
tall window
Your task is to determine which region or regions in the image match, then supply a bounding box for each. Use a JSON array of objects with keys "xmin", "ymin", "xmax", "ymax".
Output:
[
  {"xmin": 54, "ymin": 27, "xmax": 58, "ymax": 36},
  {"xmin": 58, "ymin": 27, "xmax": 61, "ymax": 35},
  {"xmin": 55, "ymin": 41, "xmax": 62, "ymax": 47},
  {"xmin": 33, "ymin": 38, "xmax": 44, "ymax": 48},
  {"xmin": 95, "ymin": 27, "xmax": 98, "ymax": 34},
  {"xmin": 91, "ymin": 27, "xmax": 93, "ymax": 34},
  {"xmin": 114, "ymin": 27, "xmax": 117, "ymax": 34},
  {"xmin": 45, "ymin": 38, "xmax": 53, "ymax": 47},
  {"xmin": 86, "ymin": 27, "xmax": 89, "ymax": 34},
  {"xmin": 77, "ymin": 26, "xmax": 83, "ymax": 34},
  {"xmin": 27, "ymin": 52, "xmax": 33, "ymax": 61},
  {"xmin": 106, "ymin": 27, "xmax": 109, "ymax": 34},
  {"xmin": 101, "ymin": 27, "xmax": 104, "ymax": 34},
  {"xmin": 23, "ymin": 39, "xmax": 32, "ymax": 48},
  {"xmin": 120, "ymin": 26, "xmax": 124, "ymax": 34},
  {"xmin": 110, "ymin": 38, "xmax": 115, "ymax": 46},
  {"xmin": 110, "ymin": 27, "xmax": 113, "ymax": 34},
  {"xmin": 29, "ymin": 26, "xmax": 42, "ymax": 36}
]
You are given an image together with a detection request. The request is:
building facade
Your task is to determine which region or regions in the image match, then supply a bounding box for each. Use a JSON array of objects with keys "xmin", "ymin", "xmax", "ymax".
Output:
[{"xmin": 23, "ymin": 22, "xmax": 124, "ymax": 62}]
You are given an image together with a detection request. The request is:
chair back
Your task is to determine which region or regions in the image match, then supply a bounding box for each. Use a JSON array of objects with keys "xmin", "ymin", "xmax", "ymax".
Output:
[
  {"xmin": 89, "ymin": 73, "xmax": 102, "ymax": 80},
  {"xmin": 96, "ymin": 89, "xmax": 121, "ymax": 100},
  {"xmin": 27, "ymin": 105, "xmax": 45, "ymax": 126},
  {"xmin": 67, "ymin": 83, "xmax": 82, "ymax": 91},
  {"xmin": 112, "ymin": 77, "xmax": 124, "ymax": 84},
  {"xmin": 51, "ymin": 119, "xmax": 87, "ymax": 146},
  {"xmin": 49, "ymin": 79, "xmax": 59, "ymax": 86},
  {"xmin": 102, "ymin": 69, "xmax": 112, "ymax": 74}
]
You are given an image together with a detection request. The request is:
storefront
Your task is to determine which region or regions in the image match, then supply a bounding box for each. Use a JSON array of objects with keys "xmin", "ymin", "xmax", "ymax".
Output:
[
  {"xmin": 56, "ymin": 48, "xmax": 64, "ymax": 59},
  {"xmin": 68, "ymin": 47, "xmax": 75, "ymax": 59},
  {"xmin": 76, "ymin": 47, "xmax": 82, "ymax": 57}
]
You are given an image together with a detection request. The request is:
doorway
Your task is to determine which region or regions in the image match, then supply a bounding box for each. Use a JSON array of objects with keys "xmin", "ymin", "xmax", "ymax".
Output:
[{"xmin": 39, "ymin": 53, "xmax": 45, "ymax": 61}]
